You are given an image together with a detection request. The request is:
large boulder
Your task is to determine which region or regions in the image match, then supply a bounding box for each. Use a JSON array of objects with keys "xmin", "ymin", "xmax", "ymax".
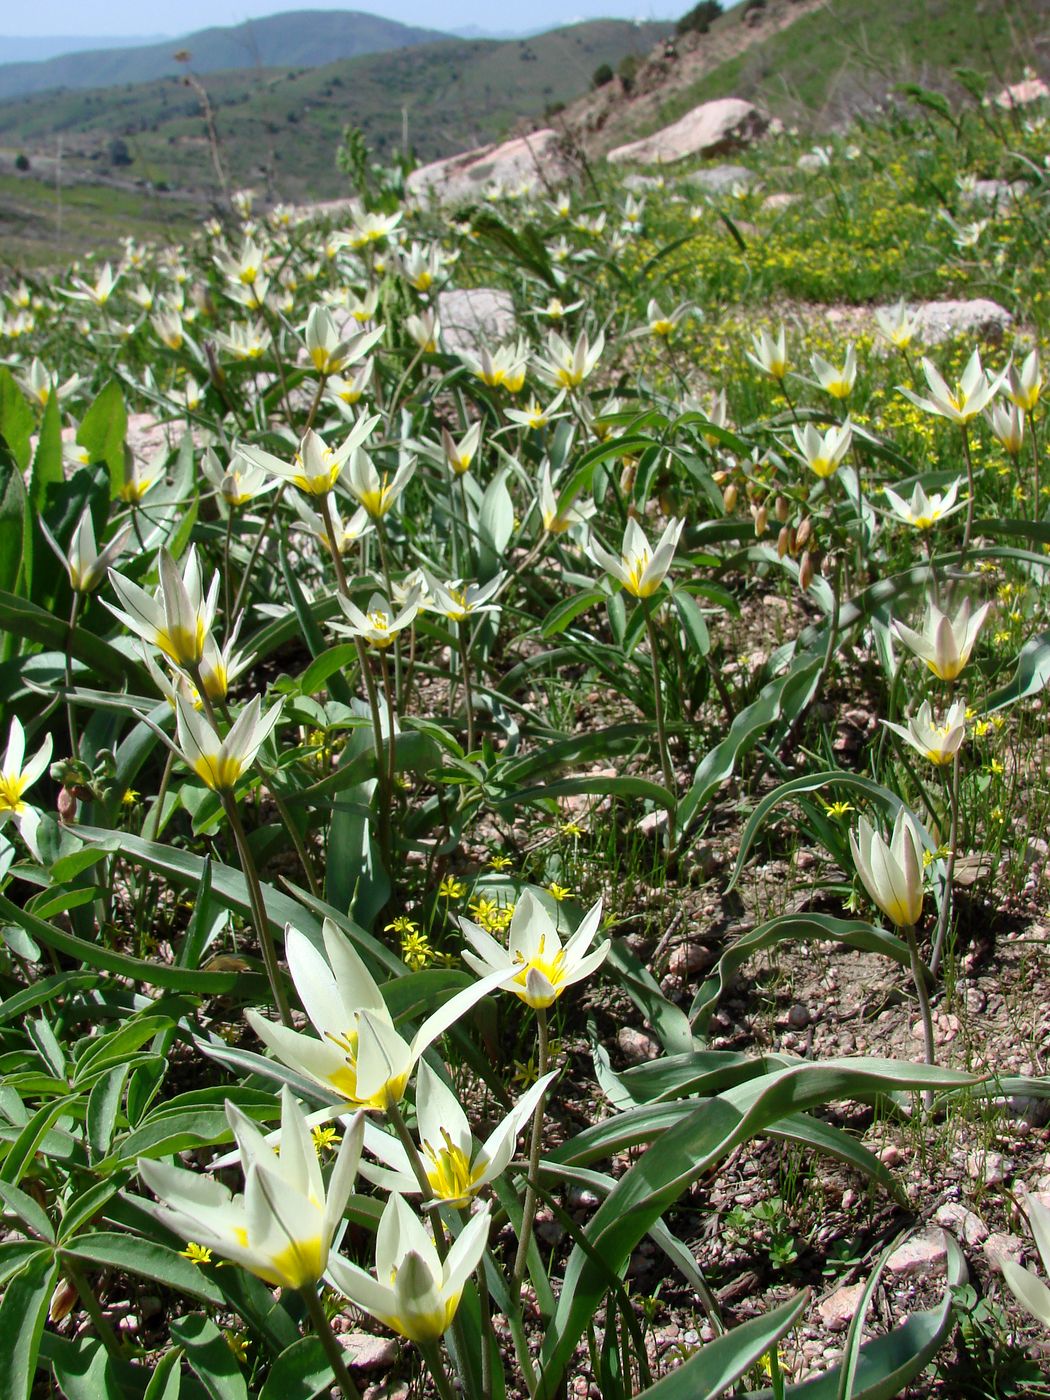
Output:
[
  {"xmin": 912, "ymin": 298, "xmax": 1013, "ymax": 346},
  {"xmin": 680, "ymin": 163, "xmax": 757, "ymax": 195},
  {"xmin": 407, "ymin": 129, "xmax": 569, "ymax": 204},
  {"xmin": 607, "ymin": 98, "xmax": 769, "ymax": 167},
  {"xmin": 436, "ymin": 288, "xmax": 516, "ymax": 354}
]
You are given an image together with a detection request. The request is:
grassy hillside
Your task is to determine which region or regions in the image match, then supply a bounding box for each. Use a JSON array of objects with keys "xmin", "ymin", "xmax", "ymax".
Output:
[
  {"xmin": 0, "ymin": 21, "xmax": 668, "ymax": 210},
  {"xmin": 0, "ymin": 11, "xmax": 449, "ymax": 102},
  {"xmin": 652, "ymin": 0, "xmax": 1049, "ymax": 129}
]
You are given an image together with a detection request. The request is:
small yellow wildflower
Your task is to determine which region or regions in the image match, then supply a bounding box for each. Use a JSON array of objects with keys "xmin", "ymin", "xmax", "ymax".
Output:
[
  {"xmin": 122, "ymin": 788, "xmax": 140, "ymax": 806},
  {"xmin": 181, "ymin": 1243, "xmax": 213, "ymax": 1266},
  {"xmin": 561, "ymin": 821, "xmax": 585, "ymax": 838},
  {"xmin": 311, "ymin": 1124, "xmax": 342, "ymax": 1155},
  {"xmin": 487, "ymin": 854, "xmax": 513, "ymax": 871},
  {"xmin": 385, "ymin": 915, "xmax": 419, "ymax": 937},
  {"xmin": 988, "ymin": 759, "xmax": 1004, "ymax": 776},
  {"xmin": 547, "ymin": 883, "xmax": 571, "ymax": 902},
  {"xmin": 401, "ymin": 930, "xmax": 433, "ymax": 970},
  {"xmin": 822, "ymin": 799, "xmax": 854, "ymax": 818},
  {"xmin": 224, "ymin": 1331, "xmax": 250, "ymax": 1365},
  {"xmin": 990, "ymin": 805, "xmax": 1004, "ymax": 822},
  {"xmin": 438, "ymin": 876, "xmax": 467, "ymax": 900}
]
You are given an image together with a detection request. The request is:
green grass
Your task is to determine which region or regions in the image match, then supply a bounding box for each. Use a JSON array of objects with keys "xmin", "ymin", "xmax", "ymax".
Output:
[{"xmin": 653, "ymin": 0, "xmax": 1045, "ymax": 130}]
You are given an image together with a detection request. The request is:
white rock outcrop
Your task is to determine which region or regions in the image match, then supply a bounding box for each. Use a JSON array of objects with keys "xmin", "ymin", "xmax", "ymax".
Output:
[
  {"xmin": 607, "ymin": 98, "xmax": 769, "ymax": 167},
  {"xmin": 436, "ymin": 288, "xmax": 516, "ymax": 354},
  {"xmin": 407, "ymin": 130, "xmax": 569, "ymax": 204}
]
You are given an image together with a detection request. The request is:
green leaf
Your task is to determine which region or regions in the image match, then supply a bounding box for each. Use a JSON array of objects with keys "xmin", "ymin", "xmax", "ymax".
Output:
[
  {"xmin": 724, "ymin": 770, "xmax": 929, "ymax": 895},
  {"xmin": 985, "ymin": 630, "xmax": 1050, "ymax": 712},
  {"xmin": 65, "ymin": 1233, "xmax": 225, "ymax": 1307},
  {"xmin": 539, "ymin": 589, "xmax": 605, "ymax": 639},
  {"xmin": 86, "ymin": 1064, "xmax": 131, "ymax": 1163},
  {"xmin": 1, "ymin": 1095, "xmax": 76, "ymax": 1186},
  {"xmin": 258, "ymin": 1337, "xmax": 333, "ymax": 1400},
  {"xmin": 690, "ymin": 913, "xmax": 915, "ymax": 1035},
  {"xmin": 635, "ymin": 1291, "xmax": 808, "ymax": 1397},
  {"xmin": 0, "ymin": 443, "xmax": 27, "ymax": 597},
  {"xmin": 0, "ymin": 368, "xmax": 34, "ymax": 470},
  {"xmin": 170, "ymin": 1312, "xmax": 249, "ymax": 1400},
  {"xmin": 47, "ymin": 1335, "xmax": 142, "ymax": 1400},
  {"xmin": 0, "ymin": 891, "xmax": 267, "ymax": 998},
  {"xmin": 605, "ymin": 940, "xmax": 695, "ymax": 1055},
  {"xmin": 536, "ymin": 1059, "xmax": 976, "ymax": 1397},
  {"xmin": 0, "ymin": 589, "xmax": 151, "ymax": 688},
  {"xmin": 678, "ymin": 654, "xmax": 823, "ymax": 836},
  {"xmin": 751, "ymin": 1237, "xmax": 965, "ymax": 1398},
  {"xmin": 143, "ymin": 1348, "xmax": 184, "ymax": 1400},
  {"xmin": 0, "ymin": 1244, "xmax": 57, "ymax": 1400},
  {"xmin": 0, "ymin": 1178, "xmax": 54, "ymax": 1241},
  {"xmin": 76, "ymin": 381, "xmax": 127, "ymax": 496}
]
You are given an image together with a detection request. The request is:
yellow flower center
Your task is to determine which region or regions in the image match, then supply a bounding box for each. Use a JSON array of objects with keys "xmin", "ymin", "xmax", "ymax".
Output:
[
  {"xmin": 324, "ymin": 1027, "xmax": 408, "ymax": 1109},
  {"xmin": 192, "ymin": 753, "xmax": 244, "ymax": 793},
  {"xmin": 293, "ymin": 448, "xmax": 340, "ymax": 496},
  {"xmin": 511, "ymin": 933, "xmax": 568, "ymax": 1008},
  {"xmin": 0, "ymin": 772, "xmax": 29, "ymax": 814},
  {"xmin": 624, "ymin": 550, "xmax": 654, "ymax": 598},
  {"xmin": 156, "ymin": 620, "xmax": 207, "ymax": 668},
  {"xmin": 423, "ymin": 1129, "xmax": 483, "ymax": 1203}
]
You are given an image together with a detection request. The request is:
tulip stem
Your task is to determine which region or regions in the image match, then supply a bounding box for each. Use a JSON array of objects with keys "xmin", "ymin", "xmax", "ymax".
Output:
[
  {"xmin": 301, "ymin": 1284, "xmax": 364, "ymax": 1400},
  {"xmin": 65, "ymin": 591, "xmax": 81, "ymax": 756},
  {"xmin": 1029, "ymin": 407, "xmax": 1041, "ymax": 522},
  {"xmin": 513, "ymin": 1006, "xmax": 549, "ymax": 1293},
  {"xmin": 222, "ymin": 794, "xmax": 293, "ymax": 1027},
  {"xmin": 420, "ymin": 1340, "xmax": 458, "ymax": 1400},
  {"xmin": 929, "ymin": 748, "xmax": 961, "ymax": 978},
  {"xmin": 232, "ymin": 483, "xmax": 286, "ymax": 627},
  {"xmin": 644, "ymin": 611, "xmax": 676, "ymax": 821},
  {"xmin": 960, "ymin": 423, "xmax": 976, "ymax": 560},
  {"xmin": 458, "ymin": 623, "xmax": 476, "ymax": 754},
  {"xmin": 903, "ymin": 922, "xmax": 936, "ymax": 1106},
  {"xmin": 319, "ymin": 493, "xmax": 392, "ymax": 870}
]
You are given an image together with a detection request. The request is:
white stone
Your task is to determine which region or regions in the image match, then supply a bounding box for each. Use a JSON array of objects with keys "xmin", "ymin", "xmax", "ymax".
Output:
[
  {"xmin": 912, "ymin": 298, "xmax": 1013, "ymax": 345},
  {"xmin": 407, "ymin": 129, "xmax": 569, "ymax": 204},
  {"xmin": 996, "ymin": 77, "xmax": 1050, "ymax": 109},
  {"xmin": 818, "ymin": 1283, "xmax": 866, "ymax": 1332},
  {"xmin": 884, "ymin": 1228, "xmax": 948, "ymax": 1277},
  {"xmin": 343, "ymin": 1332, "xmax": 399, "ymax": 1370},
  {"xmin": 436, "ymin": 287, "xmax": 516, "ymax": 355},
  {"xmin": 982, "ymin": 1231, "xmax": 1026, "ymax": 1273},
  {"xmin": 607, "ymin": 98, "xmax": 770, "ymax": 167},
  {"xmin": 681, "ymin": 163, "xmax": 756, "ymax": 194},
  {"xmin": 935, "ymin": 1201, "xmax": 989, "ymax": 1246},
  {"xmin": 617, "ymin": 1026, "xmax": 661, "ymax": 1063}
]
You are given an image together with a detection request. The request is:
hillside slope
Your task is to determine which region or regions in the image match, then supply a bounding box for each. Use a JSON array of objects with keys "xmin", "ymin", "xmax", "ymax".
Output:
[
  {"xmin": 0, "ymin": 11, "xmax": 449, "ymax": 102},
  {"xmin": 562, "ymin": 0, "xmax": 1049, "ymax": 155},
  {"xmin": 0, "ymin": 21, "xmax": 667, "ymax": 203}
]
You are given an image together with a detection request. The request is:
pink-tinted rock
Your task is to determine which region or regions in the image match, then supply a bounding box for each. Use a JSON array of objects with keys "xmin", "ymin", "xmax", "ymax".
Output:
[
  {"xmin": 607, "ymin": 98, "xmax": 770, "ymax": 167},
  {"xmin": 884, "ymin": 1229, "xmax": 948, "ymax": 1277}
]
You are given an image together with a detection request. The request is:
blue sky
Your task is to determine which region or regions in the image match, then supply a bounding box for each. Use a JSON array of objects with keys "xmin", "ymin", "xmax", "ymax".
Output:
[{"xmin": 3, "ymin": 0, "xmax": 686, "ymax": 39}]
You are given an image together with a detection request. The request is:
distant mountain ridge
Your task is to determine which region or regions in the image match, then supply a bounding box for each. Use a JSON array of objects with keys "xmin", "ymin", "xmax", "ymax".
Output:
[
  {"xmin": 0, "ymin": 11, "xmax": 450, "ymax": 101},
  {"xmin": 0, "ymin": 35, "xmax": 169, "ymax": 63}
]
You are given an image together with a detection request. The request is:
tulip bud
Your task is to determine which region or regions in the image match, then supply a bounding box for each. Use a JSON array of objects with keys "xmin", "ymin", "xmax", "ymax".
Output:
[
  {"xmin": 57, "ymin": 787, "xmax": 78, "ymax": 822},
  {"xmin": 723, "ymin": 483, "xmax": 738, "ymax": 512},
  {"xmin": 799, "ymin": 550, "xmax": 814, "ymax": 591},
  {"xmin": 796, "ymin": 516, "xmax": 813, "ymax": 551},
  {"xmin": 777, "ymin": 525, "xmax": 792, "ymax": 559},
  {"xmin": 753, "ymin": 504, "xmax": 768, "ymax": 536},
  {"xmin": 712, "ymin": 469, "xmax": 728, "ymax": 486},
  {"xmin": 774, "ymin": 495, "xmax": 789, "ymax": 523},
  {"xmin": 50, "ymin": 1278, "xmax": 78, "ymax": 1323}
]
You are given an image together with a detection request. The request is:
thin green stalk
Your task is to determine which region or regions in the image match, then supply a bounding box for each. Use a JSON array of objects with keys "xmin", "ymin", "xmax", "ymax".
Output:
[
  {"xmin": 260, "ymin": 302, "xmax": 295, "ymax": 425},
  {"xmin": 1028, "ymin": 406, "xmax": 1040, "ymax": 521},
  {"xmin": 419, "ymin": 1339, "xmax": 459, "ymax": 1400},
  {"xmin": 61, "ymin": 1258, "xmax": 123, "ymax": 1361},
  {"xmin": 779, "ymin": 378, "xmax": 802, "ymax": 428},
  {"xmin": 903, "ymin": 921, "xmax": 936, "ymax": 1109},
  {"xmin": 222, "ymin": 794, "xmax": 293, "ymax": 1026},
  {"xmin": 301, "ymin": 1284, "xmax": 364, "ymax": 1400},
  {"xmin": 930, "ymin": 748, "xmax": 961, "ymax": 978},
  {"xmin": 272, "ymin": 789, "xmax": 320, "ymax": 897},
  {"xmin": 643, "ymin": 609, "xmax": 675, "ymax": 807},
  {"xmin": 458, "ymin": 622, "xmax": 476, "ymax": 754},
  {"xmin": 222, "ymin": 508, "xmax": 234, "ymax": 626},
  {"xmin": 512, "ymin": 1007, "xmax": 549, "ymax": 1292},
  {"xmin": 232, "ymin": 483, "xmax": 286, "ymax": 626},
  {"xmin": 374, "ymin": 519, "xmax": 402, "ymax": 708},
  {"xmin": 65, "ymin": 591, "xmax": 81, "ymax": 756},
  {"xmin": 960, "ymin": 422, "xmax": 977, "ymax": 560},
  {"xmin": 305, "ymin": 373, "xmax": 328, "ymax": 434}
]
